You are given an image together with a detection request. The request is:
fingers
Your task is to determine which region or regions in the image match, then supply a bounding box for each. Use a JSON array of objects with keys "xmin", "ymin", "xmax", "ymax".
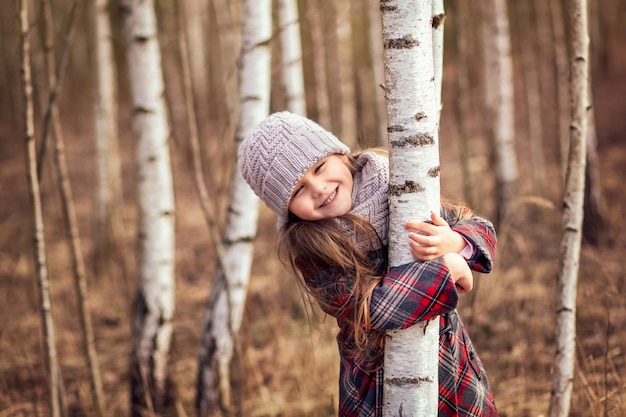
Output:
[
  {"xmin": 408, "ymin": 238, "xmax": 440, "ymax": 260},
  {"xmin": 430, "ymin": 211, "xmax": 448, "ymax": 227}
]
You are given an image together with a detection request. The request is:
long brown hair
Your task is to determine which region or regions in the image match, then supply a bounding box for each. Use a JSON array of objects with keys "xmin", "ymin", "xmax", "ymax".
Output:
[{"xmin": 278, "ymin": 212, "xmax": 387, "ymax": 366}]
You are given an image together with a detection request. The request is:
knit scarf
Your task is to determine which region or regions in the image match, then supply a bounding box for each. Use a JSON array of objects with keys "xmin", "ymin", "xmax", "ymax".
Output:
[{"xmin": 345, "ymin": 151, "xmax": 390, "ymax": 247}]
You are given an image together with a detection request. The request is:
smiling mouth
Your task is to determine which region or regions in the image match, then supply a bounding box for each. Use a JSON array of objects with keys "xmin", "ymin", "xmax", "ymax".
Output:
[{"xmin": 321, "ymin": 188, "xmax": 337, "ymax": 207}]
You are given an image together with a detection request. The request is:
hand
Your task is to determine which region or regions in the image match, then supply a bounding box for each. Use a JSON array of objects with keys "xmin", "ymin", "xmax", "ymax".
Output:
[
  {"xmin": 443, "ymin": 252, "xmax": 473, "ymax": 293},
  {"xmin": 405, "ymin": 212, "xmax": 467, "ymax": 261}
]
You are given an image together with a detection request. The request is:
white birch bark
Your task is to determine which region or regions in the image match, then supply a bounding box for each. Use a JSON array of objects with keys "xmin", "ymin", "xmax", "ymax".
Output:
[
  {"xmin": 548, "ymin": 0, "xmax": 589, "ymax": 415},
  {"xmin": 277, "ymin": 0, "xmax": 306, "ymax": 115},
  {"xmin": 122, "ymin": 0, "xmax": 176, "ymax": 412},
  {"xmin": 381, "ymin": 1, "xmax": 440, "ymax": 415},
  {"xmin": 196, "ymin": 0, "xmax": 271, "ymax": 415}
]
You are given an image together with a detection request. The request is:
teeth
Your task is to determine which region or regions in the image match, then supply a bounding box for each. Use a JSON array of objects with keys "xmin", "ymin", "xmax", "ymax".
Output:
[{"xmin": 323, "ymin": 189, "xmax": 337, "ymax": 206}]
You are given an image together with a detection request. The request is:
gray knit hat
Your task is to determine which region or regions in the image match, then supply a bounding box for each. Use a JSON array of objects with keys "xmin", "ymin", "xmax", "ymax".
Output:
[{"xmin": 238, "ymin": 111, "xmax": 350, "ymax": 218}]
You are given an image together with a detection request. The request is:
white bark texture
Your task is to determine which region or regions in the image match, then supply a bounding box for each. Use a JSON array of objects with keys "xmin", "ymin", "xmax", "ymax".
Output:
[
  {"xmin": 277, "ymin": 0, "xmax": 306, "ymax": 115},
  {"xmin": 123, "ymin": 0, "xmax": 176, "ymax": 410},
  {"xmin": 196, "ymin": 0, "xmax": 271, "ymax": 415},
  {"xmin": 381, "ymin": 1, "xmax": 441, "ymax": 415},
  {"xmin": 548, "ymin": 1, "xmax": 589, "ymax": 416}
]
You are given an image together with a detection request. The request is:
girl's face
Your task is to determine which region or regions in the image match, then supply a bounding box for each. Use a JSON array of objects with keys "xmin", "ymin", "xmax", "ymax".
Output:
[{"xmin": 288, "ymin": 154, "xmax": 353, "ymax": 221}]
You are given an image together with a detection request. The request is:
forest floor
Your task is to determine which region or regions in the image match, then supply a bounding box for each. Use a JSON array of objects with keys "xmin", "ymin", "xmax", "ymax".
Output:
[{"xmin": 1, "ymin": 59, "xmax": 626, "ymax": 417}]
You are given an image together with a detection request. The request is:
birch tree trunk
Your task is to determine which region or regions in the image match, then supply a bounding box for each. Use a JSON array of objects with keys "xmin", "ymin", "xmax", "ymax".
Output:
[
  {"xmin": 196, "ymin": 1, "xmax": 271, "ymax": 416},
  {"xmin": 93, "ymin": 0, "xmax": 125, "ymax": 275},
  {"xmin": 548, "ymin": 0, "xmax": 589, "ymax": 416},
  {"xmin": 122, "ymin": 0, "xmax": 176, "ymax": 414},
  {"xmin": 482, "ymin": 0, "xmax": 517, "ymax": 224},
  {"xmin": 277, "ymin": 0, "xmax": 306, "ymax": 115},
  {"xmin": 19, "ymin": 2, "xmax": 61, "ymax": 416},
  {"xmin": 381, "ymin": 1, "xmax": 441, "ymax": 415}
]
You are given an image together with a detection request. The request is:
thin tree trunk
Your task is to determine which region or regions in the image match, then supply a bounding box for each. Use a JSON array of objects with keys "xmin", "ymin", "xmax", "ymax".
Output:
[
  {"xmin": 93, "ymin": 0, "xmax": 126, "ymax": 278},
  {"xmin": 40, "ymin": 1, "xmax": 105, "ymax": 415},
  {"xmin": 196, "ymin": 1, "xmax": 272, "ymax": 416},
  {"xmin": 548, "ymin": 0, "xmax": 589, "ymax": 415},
  {"xmin": 19, "ymin": 2, "xmax": 61, "ymax": 416},
  {"xmin": 122, "ymin": 0, "xmax": 176, "ymax": 414},
  {"xmin": 482, "ymin": 0, "xmax": 517, "ymax": 225},
  {"xmin": 381, "ymin": 0, "xmax": 440, "ymax": 414},
  {"xmin": 277, "ymin": 0, "xmax": 306, "ymax": 115}
]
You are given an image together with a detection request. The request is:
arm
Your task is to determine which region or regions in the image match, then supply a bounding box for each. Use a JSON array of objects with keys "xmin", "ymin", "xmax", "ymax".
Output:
[
  {"xmin": 368, "ymin": 258, "xmax": 459, "ymax": 331},
  {"xmin": 444, "ymin": 252, "xmax": 473, "ymax": 293},
  {"xmin": 305, "ymin": 257, "xmax": 459, "ymax": 330}
]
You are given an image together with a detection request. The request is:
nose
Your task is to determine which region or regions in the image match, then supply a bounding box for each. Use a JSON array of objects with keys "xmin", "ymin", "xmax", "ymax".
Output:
[{"xmin": 310, "ymin": 177, "xmax": 326, "ymax": 197}]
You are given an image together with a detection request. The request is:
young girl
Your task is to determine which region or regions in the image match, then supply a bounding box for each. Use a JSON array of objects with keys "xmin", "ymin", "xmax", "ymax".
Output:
[{"xmin": 238, "ymin": 111, "xmax": 499, "ymax": 417}]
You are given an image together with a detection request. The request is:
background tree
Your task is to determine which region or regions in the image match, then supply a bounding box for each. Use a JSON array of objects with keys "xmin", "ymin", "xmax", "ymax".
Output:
[
  {"xmin": 93, "ymin": 0, "xmax": 125, "ymax": 277},
  {"xmin": 196, "ymin": 0, "xmax": 272, "ymax": 415},
  {"xmin": 122, "ymin": 0, "xmax": 177, "ymax": 414},
  {"xmin": 381, "ymin": 0, "xmax": 442, "ymax": 414},
  {"xmin": 277, "ymin": 0, "xmax": 306, "ymax": 115},
  {"xmin": 19, "ymin": 1, "xmax": 62, "ymax": 415},
  {"xmin": 481, "ymin": 0, "xmax": 517, "ymax": 225},
  {"xmin": 39, "ymin": 1, "xmax": 106, "ymax": 414},
  {"xmin": 548, "ymin": 0, "xmax": 590, "ymax": 415}
]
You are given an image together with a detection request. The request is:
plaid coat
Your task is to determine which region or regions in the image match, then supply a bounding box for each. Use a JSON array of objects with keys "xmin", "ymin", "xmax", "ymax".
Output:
[{"xmin": 311, "ymin": 216, "xmax": 498, "ymax": 417}]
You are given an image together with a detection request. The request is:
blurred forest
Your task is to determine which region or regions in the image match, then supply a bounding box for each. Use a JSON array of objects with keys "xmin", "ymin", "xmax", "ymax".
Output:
[{"xmin": 1, "ymin": 0, "xmax": 626, "ymax": 416}]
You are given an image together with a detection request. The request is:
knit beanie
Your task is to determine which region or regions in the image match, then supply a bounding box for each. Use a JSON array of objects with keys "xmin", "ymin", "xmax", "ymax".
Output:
[{"xmin": 238, "ymin": 112, "xmax": 350, "ymax": 218}]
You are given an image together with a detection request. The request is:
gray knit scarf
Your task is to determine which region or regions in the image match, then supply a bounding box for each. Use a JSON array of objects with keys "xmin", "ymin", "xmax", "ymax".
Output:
[{"xmin": 344, "ymin": 151, "xmax": 389, "ymax": 248}]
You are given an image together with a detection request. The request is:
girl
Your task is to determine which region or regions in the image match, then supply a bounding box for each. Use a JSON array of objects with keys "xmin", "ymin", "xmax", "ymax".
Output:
[{"xmin": 238, "ymin": 111, "xmax": 499, "ymax": 417}]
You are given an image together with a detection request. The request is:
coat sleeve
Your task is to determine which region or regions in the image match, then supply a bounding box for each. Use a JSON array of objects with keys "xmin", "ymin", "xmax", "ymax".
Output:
[
  {"xmin": 368, "ymin": 258, "xmax": 458, "ymax": 331},
  {"xmin": 451, "ymin": 216, "xmax": 497, "ymax": 274},
  {"xmin": 311, "ymin": 258, "xmax": 458, "ymax": 330}
]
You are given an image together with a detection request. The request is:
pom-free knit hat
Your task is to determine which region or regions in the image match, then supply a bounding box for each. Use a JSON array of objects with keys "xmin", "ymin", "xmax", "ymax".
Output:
[{"xmin": 238, "ymin": 111, "xmax": 350, "ymax": 218}]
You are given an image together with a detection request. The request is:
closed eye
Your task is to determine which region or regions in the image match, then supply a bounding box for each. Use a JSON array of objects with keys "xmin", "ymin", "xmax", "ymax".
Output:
[{"xmin": 314, "ymin": 161, "xmax": 326, "ymax": 174}]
